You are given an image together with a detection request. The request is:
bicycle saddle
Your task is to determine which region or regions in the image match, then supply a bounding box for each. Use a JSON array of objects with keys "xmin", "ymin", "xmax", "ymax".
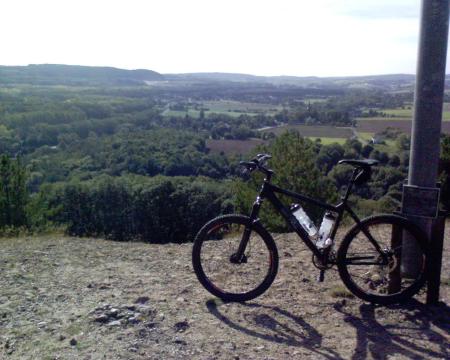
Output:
[{"xmin": 338, "ymin": 159, "xmax": 379, "ymax": 168}]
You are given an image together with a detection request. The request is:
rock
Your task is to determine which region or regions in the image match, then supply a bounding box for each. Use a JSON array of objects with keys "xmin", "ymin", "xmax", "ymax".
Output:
[
  {"xmin": 69, "ymin": 338, "xmax": 77, "ymax": 346},
  {"xmin": 176, "ymin": 297, "xmax": 186, "ymax": 303},
  {"xmin": 96, "ymin": 304, "xmax": 110, "ymax": 311},
  {"xmin": 134, "ymin": 296, "xmax": 149, "ymax": 304},
  {"xmin": 122, "ymin": 304, "xmax": 136, "ymax": 311},
  {"xmin": 108, "ymin": 308, "xmax": 119, "ymax": 318},
  {"xmin": 108, "ymin": 320, "xmax": 122, "ymax": 327},
  {"xmin": 128, "ymin": 316, "xmax": 141, "ymax": 324},
  {"xmin": 174, "ymin": 321, "xmax": 189, "ymax": 333},
  {"xmin": 173, "ymin": 338, "xmax": 187, "ymax": 345},
  {"xmin": 37, "ymin": 321, "xmax": 47, "ymax": 328},
  {"xmin": 94, "ymin": 314, "xmax": 109, "ymax": 323},
  {"xmin": 58, "ymin": 334, "xmax": 66, "ymax": 341},
  {"xmin": 135, "ymin": 304, "xmax": 151, "ymax": 314}
]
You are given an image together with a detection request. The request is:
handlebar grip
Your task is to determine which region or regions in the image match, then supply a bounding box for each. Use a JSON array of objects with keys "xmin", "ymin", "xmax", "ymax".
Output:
[{"xmin": 239, "ymin": 161, "xmax": 255, "ymax": 167}]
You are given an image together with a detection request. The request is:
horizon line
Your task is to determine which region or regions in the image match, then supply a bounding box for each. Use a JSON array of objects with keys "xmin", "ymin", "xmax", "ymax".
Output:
[{"xmin": 0, "ymin": 63, "xmax": 423, "ymax": 79}]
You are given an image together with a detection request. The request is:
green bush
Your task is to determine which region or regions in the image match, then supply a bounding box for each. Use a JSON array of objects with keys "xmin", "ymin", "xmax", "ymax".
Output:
[{"xmin": 44, "ymin": 176, "xmax": 232, "ymax": 242}]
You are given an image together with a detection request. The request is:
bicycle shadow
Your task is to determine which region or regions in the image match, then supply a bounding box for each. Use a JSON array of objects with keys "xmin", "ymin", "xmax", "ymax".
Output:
[
  {"xmin": 206, "ymin": 299, "xmax": 344, "ymax": 359},
  {"xmin": 334, "ymin": 299, "xmax": 450, "ymax": 360}
]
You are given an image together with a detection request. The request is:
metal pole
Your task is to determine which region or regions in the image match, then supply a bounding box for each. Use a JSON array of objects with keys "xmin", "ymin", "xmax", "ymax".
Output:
[
  {"xmin": 403, "ymin": 0, "xmax": 449, "ymax": 283},
  {"xmin": 409, "ymin": 1, "xmax": 449, "ymax": 185}
]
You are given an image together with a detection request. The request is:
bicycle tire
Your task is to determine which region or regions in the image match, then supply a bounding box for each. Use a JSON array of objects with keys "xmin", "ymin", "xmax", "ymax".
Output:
[
  {"xmin": 192, "ymin": 214, "xmax": 279, "ymax": 302},
  {"xmin": 337, "ymin": 214, "xmax": 428, "ymax": 305}
]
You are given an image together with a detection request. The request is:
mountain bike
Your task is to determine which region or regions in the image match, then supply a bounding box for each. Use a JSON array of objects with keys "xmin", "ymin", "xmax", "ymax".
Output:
[{"xmin": 192, "ymin": 154, "xmax": 428, "ymax": 305}]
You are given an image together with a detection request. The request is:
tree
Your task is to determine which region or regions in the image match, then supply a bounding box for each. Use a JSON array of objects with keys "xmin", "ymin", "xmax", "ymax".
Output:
[
  {"xmin": 0, "ymin": 155, "xmax": 28, "ymax": 229},
  {"xmin": 235, "ymin": 131, "xmax": 337, "ymax": 231}
]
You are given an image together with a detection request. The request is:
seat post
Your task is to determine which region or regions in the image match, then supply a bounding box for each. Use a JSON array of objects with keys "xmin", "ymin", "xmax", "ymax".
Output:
[{"xmin": 341, "ymin": 168, "xmax": 358, "ymax": 203}]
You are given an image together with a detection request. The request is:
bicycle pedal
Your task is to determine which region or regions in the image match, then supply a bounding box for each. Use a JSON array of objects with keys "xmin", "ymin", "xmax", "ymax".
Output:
[{"xmin": 317, "ymin": 270, "xmax": 325, "ymax": 283}]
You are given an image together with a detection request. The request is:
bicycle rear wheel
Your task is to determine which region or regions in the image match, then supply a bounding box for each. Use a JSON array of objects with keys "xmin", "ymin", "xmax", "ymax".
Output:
[
  {"xmin": 192, "ymin": 214, "xmax": 278, "ymax": 302},
  {"xmin": 337, "ymin": 215, "xmax": 427, "ymax": 305}
]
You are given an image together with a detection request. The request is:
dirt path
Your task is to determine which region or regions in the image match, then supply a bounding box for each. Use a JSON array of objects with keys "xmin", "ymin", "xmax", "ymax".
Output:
[{"xmin": 0, "ymin": 233, "xmax": 448, "ymax": 359}]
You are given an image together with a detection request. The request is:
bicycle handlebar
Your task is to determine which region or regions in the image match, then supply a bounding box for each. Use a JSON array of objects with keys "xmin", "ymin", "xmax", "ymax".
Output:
[{"xmin": 239, "ymin": 153, "xmax": 274, "ymax": 179}]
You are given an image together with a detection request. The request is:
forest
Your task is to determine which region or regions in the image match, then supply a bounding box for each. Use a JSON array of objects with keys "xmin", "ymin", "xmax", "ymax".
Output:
[{"xmin": 0, "ymin": 64, "xmax": 449, "ymax": 241}]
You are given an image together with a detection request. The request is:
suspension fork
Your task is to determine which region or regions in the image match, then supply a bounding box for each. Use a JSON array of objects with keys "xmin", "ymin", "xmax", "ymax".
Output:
[{"xmin": 233, "ymin": 196, "xmax": 262, "ymax": 262}]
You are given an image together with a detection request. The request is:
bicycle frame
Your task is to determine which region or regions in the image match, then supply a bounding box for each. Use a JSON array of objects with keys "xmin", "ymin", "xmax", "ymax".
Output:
[{"xmin": 238, "ymin": 168, "xmax": 386, "ymax": 265}]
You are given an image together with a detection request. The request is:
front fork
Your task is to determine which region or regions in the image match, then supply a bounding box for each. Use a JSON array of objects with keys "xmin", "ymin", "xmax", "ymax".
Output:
[{"xmin": 231, "ymin": 196, "xmax": 262, "ymax": 263}]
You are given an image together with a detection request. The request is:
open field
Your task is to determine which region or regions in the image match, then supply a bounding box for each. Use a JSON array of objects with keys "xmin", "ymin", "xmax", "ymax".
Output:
[
  {"xmin": 203, "ymin": 100, "xmax": 280, "ymax": 114},
  {"xmin": 162, "ymin": 100, "xmax": 281, "ymax": 118},
  {"xmin": 382, "ymin": 108, "xmax": 413, "ymax": 117},
  {"xmin": 357, "ymin": 132, "xmax": 375, "ymax": 142},
  {"xmin": 260, "ymin": 125, "xmax": 353, "ymax": 138},
  {"xmin": 357, "ymin": 119, "xmax": 450, "ymax": 134},
  {"xmin": 0, "ymin": 232, "xmax": 448, "ymax": 359},
  {"xmin": 355, "ymin": 117, "xmax": 410, "ymax": 122},
  {"xmin": 381, "ymin": 107, "xmax": 450, "ymax": 121},
  {"xmin": 309, "ymin": 137, "xmax": 347, "ymax": 145},
  {"xmin": 207, "ymin": 125, "xmax": 355, "ymax": 155}
]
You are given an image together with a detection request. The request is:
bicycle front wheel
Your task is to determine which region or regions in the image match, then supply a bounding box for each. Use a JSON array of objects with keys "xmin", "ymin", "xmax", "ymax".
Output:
[
  {"xmin": 192, "ymin": 214, "xmax": 278, "ymax": 302},
  {"xmin": 337, "ymin": 215, "xmax": 427, "ymax": 305}
]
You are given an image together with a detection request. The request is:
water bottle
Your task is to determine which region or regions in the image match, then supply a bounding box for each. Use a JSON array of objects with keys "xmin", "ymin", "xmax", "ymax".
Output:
[
  {"xmin": 291, "ymin": 204, "xmax": 317, "ymax": 237},
  {"xmin": 316, "ymin": 212, "xmax": 335, "ymax": 249}
]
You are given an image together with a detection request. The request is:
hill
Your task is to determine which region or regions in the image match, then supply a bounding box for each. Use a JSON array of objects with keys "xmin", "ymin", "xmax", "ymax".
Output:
[
  {"xmin": 2, "ymin": 64, "xmax": 449, "ymax": 91},
  {"xmin": 165, "ymin": 72, "xmax": 418, "ymax": 90},
  {"xmin": 0, "ymin": 64, "xmax": 164, "ymax": 86}
]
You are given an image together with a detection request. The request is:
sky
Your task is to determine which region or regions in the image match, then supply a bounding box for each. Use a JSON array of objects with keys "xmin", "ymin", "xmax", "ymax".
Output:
[{"xmin": 1, "ymin": 0, "xmax": 447, "ymax": 77}]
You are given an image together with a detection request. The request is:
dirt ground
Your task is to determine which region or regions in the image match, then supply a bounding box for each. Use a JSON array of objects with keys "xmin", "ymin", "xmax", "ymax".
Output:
[{"xmin": 0, "ymin": 229, "xmax": 448, "ymax": 359}]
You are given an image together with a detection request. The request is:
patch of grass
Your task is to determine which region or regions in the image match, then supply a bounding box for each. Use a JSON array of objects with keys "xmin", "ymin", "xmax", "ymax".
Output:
[
  {"xmin": 442, "ymin": 278, "xmax": 450, "ymax": 286},
  {"xmin": 309, "ymin": 137, "xmax": 347, "ymax": 145},
  {"xmin": 382, "ymin": 108, "xmax": 412, "ymax": 117},
  {"xmin": 373, "ymin": 140, "xmax": 397, "ymax": 155},
  {"xmin": 204, "ymin": 100, "xmax": 280, "ymax": 113},
  {"xmin": 357, "ymin": 132, "xmax": 374, "ymax": 142},
  {"xmin": 380, "ymin": 108, "xmax": 450, "ymax": 121},
  {"xmin": 329, "ymin": 285, "xmax": 355, "ymax": 299},
  {"xmin": 261, "ymin": 124, "xmax": 353, "ymax": 138},
  {"xmin": 162, "ymin": 100, "xmax": 281, "ymax": 118}
]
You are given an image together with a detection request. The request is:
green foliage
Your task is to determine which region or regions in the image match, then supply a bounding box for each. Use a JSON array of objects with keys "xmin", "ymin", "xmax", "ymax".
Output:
[
  {"xmin": 45, "ymin": 176, "xmax": 232, "ymax": 242},
  {"xmin": 0, "ymin": 67, "xmax": 438, "ymax": 241},
  {"xmin": 440, "ymin": 135, "xmax": 450, "ymax": 210},
  {"xmin": 0, "ymin": 155, "xmax": 28, "ymax": 229}
]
